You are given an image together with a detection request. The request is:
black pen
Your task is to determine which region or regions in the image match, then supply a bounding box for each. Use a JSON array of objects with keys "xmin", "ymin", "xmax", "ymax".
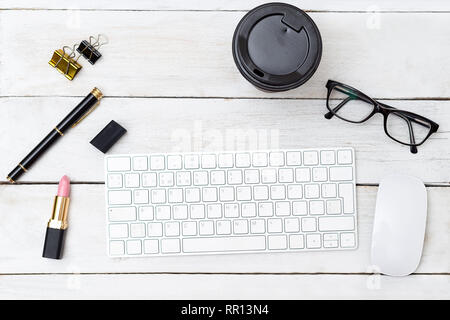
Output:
[{"xmin": 6, "ymin": 88, "xmax": 103, "ymax": 183}]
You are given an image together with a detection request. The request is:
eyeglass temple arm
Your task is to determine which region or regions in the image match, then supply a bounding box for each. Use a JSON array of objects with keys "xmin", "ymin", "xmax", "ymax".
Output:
[{"xmin": 393, "ymin": 112, "xmax": 418, "ymax": 154}]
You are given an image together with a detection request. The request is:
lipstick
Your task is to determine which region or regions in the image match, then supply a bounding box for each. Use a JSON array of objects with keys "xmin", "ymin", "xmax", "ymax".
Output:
[{"xmin": 43, "ymin": 175, "xmax": 71, "ymax": 259}]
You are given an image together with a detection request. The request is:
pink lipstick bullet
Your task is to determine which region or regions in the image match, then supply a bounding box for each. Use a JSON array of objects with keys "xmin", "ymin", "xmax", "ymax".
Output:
[{"xmin": 43, "ymin": 175, "xmax": 71, "ymax": 259}]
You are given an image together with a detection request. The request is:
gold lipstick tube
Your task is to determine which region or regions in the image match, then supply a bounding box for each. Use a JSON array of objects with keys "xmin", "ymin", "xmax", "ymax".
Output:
[{"xmin": 43, "ymin": 195, "xmax": 70, "ymax": 259}]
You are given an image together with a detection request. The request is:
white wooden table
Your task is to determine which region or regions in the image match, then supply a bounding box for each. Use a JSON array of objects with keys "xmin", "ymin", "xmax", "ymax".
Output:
[{"xmin": 0, "ymin": 0, "xmax": 449, "ymax": 299}]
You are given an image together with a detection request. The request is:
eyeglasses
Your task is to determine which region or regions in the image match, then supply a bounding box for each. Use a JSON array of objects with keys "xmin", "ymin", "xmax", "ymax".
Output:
[{"xmin": 324, "ymin": 80, "xmax": 439, "ymax": 154}]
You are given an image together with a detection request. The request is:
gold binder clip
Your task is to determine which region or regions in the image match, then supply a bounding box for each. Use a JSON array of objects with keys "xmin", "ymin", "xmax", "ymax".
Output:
[{"xmin": 49, "ymin": 45, "xmax": 82, "ymax": 80}]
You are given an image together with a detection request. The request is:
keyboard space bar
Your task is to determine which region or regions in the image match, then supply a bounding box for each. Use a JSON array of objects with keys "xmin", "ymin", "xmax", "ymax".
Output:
[{"xmin": 183, "ymin": 236, "xmax": 266, "ymax": 253}]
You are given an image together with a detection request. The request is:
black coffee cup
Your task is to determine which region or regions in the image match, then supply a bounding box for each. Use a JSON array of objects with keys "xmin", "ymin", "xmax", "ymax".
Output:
[{"xmin": 232, "ymin": 2, "xmax": 322, "ymax": 92}]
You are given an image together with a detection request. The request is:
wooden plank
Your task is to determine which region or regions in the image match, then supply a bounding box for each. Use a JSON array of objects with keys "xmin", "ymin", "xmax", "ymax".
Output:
[
  {"xmin": 1, "ymin": 98, "xmax": 448, "ymax": 184},
  {"xmin": 1, "ymin": 11, "xmax": 449, "ymax": 98},
  {"xmin": 0, "ymin": 274, "xmax": 448, "ymax": 299},
  {"xmin": 2, "ymin": 0, "xmax": 450, "ymax": 12},
  {"xmin": 0, "ymin": 185, "xmax": 447, "ymax": 274}
]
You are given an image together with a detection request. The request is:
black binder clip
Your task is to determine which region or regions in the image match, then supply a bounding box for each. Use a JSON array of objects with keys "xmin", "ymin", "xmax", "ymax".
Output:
[{"xmin": 76, "ymin": 34, "xmax": 108, "ymax": 65}]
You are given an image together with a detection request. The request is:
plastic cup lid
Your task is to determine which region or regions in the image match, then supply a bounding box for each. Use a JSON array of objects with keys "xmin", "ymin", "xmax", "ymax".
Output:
[{"xmin": 232, "ymin": 3, "xmax": 322, "ymax": 92}]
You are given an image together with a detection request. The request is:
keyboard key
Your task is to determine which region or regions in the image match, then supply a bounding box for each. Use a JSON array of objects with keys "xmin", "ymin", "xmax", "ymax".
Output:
[
  {"xmin": 254, "ymin": 185, "xmax": 269, "ymax": 200},
  {"xmin": 250, "ymin": 219, "xmax": 265, "ymax": 234},
  {"xmin": 324, "ymin": 233, "xmax": 338, "ymax": 241},
  {"xmin": 329, "ymin": 167, "xmax": 353, "ymax": 181},
  {"xmin": 235, "ymin": 153, "xmax": 251, "ymax": 167},
  {"xmin": 108, "ymin": 207, "xmax": 136, "ymax": 222},
  {"xmin": 130, "ymin": 223, "xmax": 146, "ymax": 238},
  {"xmin": 227, "ymin": 170, "xmax": 243, "ymax": 184},
  {"xmin": 303, "ymin": 151, "xmax": 319, "ymax": 165},
  {"xmin": 190, "ymin": 204, "xmax": 205, "ymax": 219},
  {"xmin": 109, "ymin": 190, "xmax": 132, "ymax": 205},
  {"xmin": 292, "ymin": 201, "xmax": 308, "ymax": 216},
  {"xmin": 193, "ymin": 171, "xmax": 208, "ymax": 185},
  {"xmin": 252, "ymin": 152, "xmax": 268, "ymax": 167},
  {"xmin": 287, "ymin": 185, "xmax": 302, "ymax": 199},
  {"xmin": 125, "ymin": 173, "xmax": 140, "ymax": 188},
  {"xmin": 318, "ymin": 217, "xmax": 354, "ymax": 231},
  {"xmin": 107, "ymin": 157, "xmax": 130, "ymax": 171},
  {"xmin": 304, "ymin": 184, "xmax": 320, "ymax": 199},
  {"xmin": 339, "ymin": 183, "xmax": 355, "ymax": 213},
  {"xmin": 176, "ymin": 171, "xmax": 191, "ymax": 186},
  {"xmin": 127, "ymin": 240, "xmax": 142, "ymax": 255},
  {"xmin": 261, "ymin": 169, "xmax": 277, "ymax": 183},
  {"xmin": 268, "ymin": 235, "xmax": 287, "ymax": 250},
  {"xmin": 150, "ymin": 155, "xmax": 165, "ymax": 170},
  {"xmin": 301, "ymin": 217, "xmax": 317, "ymax": 232},
  {"xmin": 278, "ymin": 168, "xmax": 294, "ymax": 183},
  {"xmin": 167, "ymin": 155, "xmax": 182, "ymax": 170},
  {"xmin": 156, "ymin": 206, "xmax": 171, "ymax": 220},
  {"xmin": 110, "ymin": 240, "xmax": 125, "ymax": 255},
  {"xmin": 184, "ymin": 155, "xmax": 199, "ymax": 169},
  {"xmin": 183, "ymin": 236, "xmax": 266, "ymax": 253},
  {"xmin": 218, "ymin": 153, "xmax": 234, "ymax": 168},
  {"xmin": 275, "ymin": 201, "xmax": 290, "ymax": 216},
  {"xmin": 284, "ymin": 218, "xmax": 300, "ymax": 233},
  {"xmin": 306, "ymin": 234, "xmax": 321, "ymax": 249},
  {"xmin": 216, "ymin": 220, "xmax": 232, "ymax": 235},
  {"xmin": 295, "ymin": 168, "xmax": 310, "ymax": 182},
  {"xmin": 224, "ymin": 203, "xmax": 240, "ymax": 218},
  {"xmin": 241, "ymin": 203, "xmax": 257, "ymax": 217},
  {"xmin": 168, "ymin": 188, "xmax": 183, "ymax": 203},
  {"xmin": 258, "ymin": 202, "xmax": 273, "ymax": 217},
  {"xmin": 133, "ymin": 156, "xmax": 148, "ymax": 171},
  {"xmin": 309, "ymin": 200, "xmax": 325, "ymax": 215},
  {"xmin": 270, "ymin": 185, "xmax": 286, "ymax": 200},
  {"xmin": 142, "ymin": 172, "xmax": 157, "ymax": 187},
  {"xmin": 139, "ymin": 206, "xmax": 154, "ymax": 220},
  {"xmin": 269, "ymin": 152, "xmax": 285, "ymax": 166},
  {"xmin": 233, "ymin": 220, "xmax": 248, "ymax": 234},
  {"xmin": 182, "ymin": 221, "xmax": 197, "ymax": 236},
  {"xmin": 340, "ymin": 233, "xmax": 356, "ymax": 248},
  {"xmin": 312, "ymin": 167, "xmax": 328, "ymax": 182},
  {"xmin": 286, "ymin": 151, "xmax": 302, "ymax": 166},
  {"xmin": 337, "ymin": 150, "xmax": 353, "ymax": 164},
  {"xmin": 289, "ymin": 235, "xmax": 304, "ymax": 249},
  {"xmin": 244, "ymin": 169, "xmax": 260, "ymax": 184},
  {"xmin": 321, "ymin": 183, "xmax": 337, "ymax": 198},
  {"xmin": 202, "ymin": 187, "xmax": 218, "ymax": 202},
  {"xmin": 144, "ymin": 239, "xmax": 159, "ymax": 254},
  {"xmin": 159, "ymin": 172, "xmax": 174, "ymax": 187},
  {"xmin": 236, "ymin": 186, "xmax": 252, "ymax": 201},
  {"xmin": 173, "ymin": 205, "xmax": 188, "ymax": 220},
  {"xmin": 151, "ymin": 189, "xmax": 166, "ymax": 204},
  {"xmin": 207, "ymin": 204, "xmax": 222, "ymax": 218},
  {"xmin": 267, "ymin": 218, "xmax": 283, "ymax": 233},
  {"xmin": 109, "ymin": 224, "xmax": 129, "ymax": 238},
  {"xmin": 324, "ymin": 239, "xmax": 338, "ymax": 248},
  {"xmin": 326, "ymin": 199, "xmax": 341, "ymax": 214},
  {"xmin": 147, "ymin": 222, "xmax": 163, "ymax": 237},
  {"xmin": 134, "ymin": 189, "xmax": 149, "ymax": 204},
  {"xmin": 185, "ymin": 188, "xmax": 201, "ymax": 203},
  {"xmin": 107, "ymin": 173, "xmax": 123, "ymax": 188},
  {"xmin": 165, "ymin": 222, "xmax": 180, "ymax": 237},
  {"xmin": 211, "ymin": 170, "xmax": 226, "ymax": 185},
  {"xmin": 219, "ymin": 187, "xmax": 234, "ymax": 201},
  {"xmin": 320, "ymin": 150, "xmax": 336, "ymax": 165},
  {"xmin": 161, "ymin": 239, "xmax": 181, "ymax": 253},
  {"xmin": 201, "ymin": 154, "xmax": 216, "ymax": 169},
  {"xmin": 199, "ymin": 220, "xmax": 214, "ymax": 235}
]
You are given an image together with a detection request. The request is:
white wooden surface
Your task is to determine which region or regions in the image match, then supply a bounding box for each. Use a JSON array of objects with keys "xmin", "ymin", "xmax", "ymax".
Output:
[{"xmin": 0, "ymin": 1, "xmax": 449, "ymax": 299}]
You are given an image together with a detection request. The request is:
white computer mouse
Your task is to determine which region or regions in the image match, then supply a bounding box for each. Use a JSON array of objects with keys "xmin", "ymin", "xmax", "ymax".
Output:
[{"xmin": 371, "ymin": 174, "xmax": 427, "ymax": 276}]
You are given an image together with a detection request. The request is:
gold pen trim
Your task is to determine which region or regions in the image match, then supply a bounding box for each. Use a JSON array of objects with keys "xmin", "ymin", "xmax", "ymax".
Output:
[
  {"xmin": 55, "ymin": 127, "xmax": 64, "ymax": 136},
  {"xmin": 6, "ymin": 176, "xmax": 15, "ymax": 183},
  {"xmin": 19, "ymin": 163, "xmax": 28, "ymax": 172}
]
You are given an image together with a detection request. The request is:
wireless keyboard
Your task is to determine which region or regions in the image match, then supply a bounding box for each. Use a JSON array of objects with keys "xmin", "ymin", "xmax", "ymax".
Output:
[{"xmin": 104, "ymin": 148, "xmax": 357, "ymax": 257}]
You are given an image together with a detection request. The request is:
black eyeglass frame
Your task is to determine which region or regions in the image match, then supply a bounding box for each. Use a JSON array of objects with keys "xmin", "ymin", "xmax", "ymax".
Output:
[{"xmin": 325, "ymin": 80, "xmax": 439, "ymax": 153}]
